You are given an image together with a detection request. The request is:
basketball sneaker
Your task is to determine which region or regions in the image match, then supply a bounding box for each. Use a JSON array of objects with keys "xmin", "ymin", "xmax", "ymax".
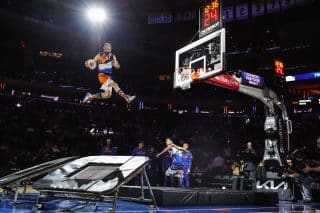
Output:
[
  {"xmin": 82, "ymin": 92, "xmax": 92, "ymax": 103},
  {"xmin": 125, "ymin": 95, "xmax": 136, "ymax": 104}
]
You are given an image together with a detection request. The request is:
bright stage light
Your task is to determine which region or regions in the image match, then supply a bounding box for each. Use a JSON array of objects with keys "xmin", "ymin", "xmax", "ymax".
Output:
[{"xmin": 87, "ymin": 7, "xmax": 107, "ymax": 23}]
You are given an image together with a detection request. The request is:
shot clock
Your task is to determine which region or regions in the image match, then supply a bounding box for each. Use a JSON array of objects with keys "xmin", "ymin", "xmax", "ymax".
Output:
[{"xmin": 199, "ymin": 0, "xmax": 222, "ymax": 38}]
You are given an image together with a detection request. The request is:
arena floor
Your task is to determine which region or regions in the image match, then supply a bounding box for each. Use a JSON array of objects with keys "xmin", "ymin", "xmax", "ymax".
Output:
[{"xmin": 1, "ymin": 192, "xmax": 320, "ymax": 212}]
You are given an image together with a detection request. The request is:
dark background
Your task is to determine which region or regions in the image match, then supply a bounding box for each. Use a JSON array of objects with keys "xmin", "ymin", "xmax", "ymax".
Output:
[{"xmin": 0, "ymin": 0, "xmax": 319, "ymax": 106}]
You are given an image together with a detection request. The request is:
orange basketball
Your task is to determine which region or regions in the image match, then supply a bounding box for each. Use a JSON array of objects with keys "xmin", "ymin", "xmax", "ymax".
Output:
[{"xmin": 85, "ymin": 59, "xmax": 97, "ymax": 70}]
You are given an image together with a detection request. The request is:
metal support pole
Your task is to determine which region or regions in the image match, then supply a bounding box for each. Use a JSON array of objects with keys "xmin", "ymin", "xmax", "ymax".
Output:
[
  {"xmin": 111, "ymin": 189, "xmax": 119, "ymax": 213},
  {"xmin": 23, "ymin": 183, "xmax": 27, "ymax": 194},
  {"xmin": 13, "ymin": 187, "xmax": 18, "ymax": 204},
  {"xmin": 143, "ymin": 168, "xmax": 158, "ymax": 209},
  {"xmin": 33, "ymin": 192, "xmax": 46, "ymax": 210},
  {"xmin": 2, "ymin": 189, "xmax": 8, "ymax": 199},
  {"xmin": 140, "ymin": 170, "xmax": 144, "ymax": 200}
]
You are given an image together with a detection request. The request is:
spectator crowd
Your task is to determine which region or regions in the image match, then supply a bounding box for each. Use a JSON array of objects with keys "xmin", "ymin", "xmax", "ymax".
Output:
[{"xmin": 0, "ymin": 94, "xmax": 319, "ymax": 187}]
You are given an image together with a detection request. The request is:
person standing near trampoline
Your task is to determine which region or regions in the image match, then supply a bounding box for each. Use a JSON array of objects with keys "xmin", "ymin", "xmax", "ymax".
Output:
[{"xmin": 182, "ymin": 143, "xmax": 193, "ymax": 188}]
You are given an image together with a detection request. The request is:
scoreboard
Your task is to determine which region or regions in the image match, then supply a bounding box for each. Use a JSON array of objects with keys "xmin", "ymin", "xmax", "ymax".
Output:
[{"xmin": 199, "ymin": 0, "xmax": 222, "ymax": 38}]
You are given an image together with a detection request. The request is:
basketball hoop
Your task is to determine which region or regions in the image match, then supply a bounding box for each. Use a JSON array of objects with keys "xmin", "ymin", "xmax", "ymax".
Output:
[{"xmin": 174, "ymin": 28, "xmax": 226, "ymax": 89}]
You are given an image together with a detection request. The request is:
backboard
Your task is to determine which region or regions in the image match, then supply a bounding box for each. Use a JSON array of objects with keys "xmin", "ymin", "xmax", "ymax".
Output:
[{"xmin": 174, "ymin": 28, "xmax": 225, "ymax": 89}]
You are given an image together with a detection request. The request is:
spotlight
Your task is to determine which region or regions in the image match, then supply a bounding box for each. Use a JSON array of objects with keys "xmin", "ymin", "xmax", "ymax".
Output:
[{"xmin": 86, "ymin": 7, "xmax": 107, "ymax": 23}]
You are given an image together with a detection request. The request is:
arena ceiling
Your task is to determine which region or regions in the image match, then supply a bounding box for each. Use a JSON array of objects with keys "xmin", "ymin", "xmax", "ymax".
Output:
[{"xmin": 0, "ymin": 0, "xmax": 319, "ymax": 106}]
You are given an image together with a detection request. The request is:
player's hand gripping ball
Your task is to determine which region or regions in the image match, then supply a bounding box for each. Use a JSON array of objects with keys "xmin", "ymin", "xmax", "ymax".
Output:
[{"xmin": 85, "ymin": 59, "xmax": 97, "ymax": 70}]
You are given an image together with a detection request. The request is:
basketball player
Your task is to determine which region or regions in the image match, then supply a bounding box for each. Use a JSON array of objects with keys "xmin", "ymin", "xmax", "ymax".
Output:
[
  {"xmin": 161, "ymin": 148, "xmax": 173, "ymax": 186},
  {"xmin": 82, "ymin": 42, "xmax": 136, "ymax": 104},
  {"xmin": 156, "ymin": 138, "xmax": 187, "ymax": 187}
]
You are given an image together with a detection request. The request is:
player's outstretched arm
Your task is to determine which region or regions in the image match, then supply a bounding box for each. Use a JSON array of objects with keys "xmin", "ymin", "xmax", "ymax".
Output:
[
  {"xmin": 156, "ymin": 145, "xmax": 172, "ymax": 158},
  {"xmin": 172, "ymin": 143, "xmax": 187, "ymax": 151}
]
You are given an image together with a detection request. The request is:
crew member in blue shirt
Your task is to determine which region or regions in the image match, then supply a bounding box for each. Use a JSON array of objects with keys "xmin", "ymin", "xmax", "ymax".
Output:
[
  {"xmin": 101, "ymin": 139, "xmax": 117, "ymax": 155},
  {"xmin": 147, "ymin": 146, "xmax": 158, "ymax": 186},
  {"xmin": 132, "ymin": 142, "xmax": 147, "ymax": 185},
  {"xmin": 132, "ymin": 142, "xmax": 147, "ymax": 156},
  {"xmin": 182, "ymin": 143, "xmax": 193, "ymax": 188}
]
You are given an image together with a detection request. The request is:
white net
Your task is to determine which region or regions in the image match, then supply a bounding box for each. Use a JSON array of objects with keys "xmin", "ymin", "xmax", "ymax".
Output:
[
  {"xmin": 180, "ymin": 82, "xmax": 191, "ymax": 90},
  {"xmin": 175, "ymin": 67, "xmax": 192, "ymax": 90}
]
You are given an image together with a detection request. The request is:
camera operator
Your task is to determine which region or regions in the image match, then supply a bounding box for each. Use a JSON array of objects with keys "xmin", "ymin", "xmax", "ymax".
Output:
[
  {"xmin": 281, "ymin": 157, "xmax": 314, "ymax": 203},
  {"xmin": 282, "ymin": 137, "xmax": 320, "ymax": 203},
  {"xmin": 303, "ymin": 136, "xmax": 320, "ymax": 174}
]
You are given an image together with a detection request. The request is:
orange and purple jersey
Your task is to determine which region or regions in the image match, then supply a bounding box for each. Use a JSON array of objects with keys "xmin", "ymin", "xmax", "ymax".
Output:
[{"xmin": 94, "ymin": 52, "xmax": 114, "ymax": 75}]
